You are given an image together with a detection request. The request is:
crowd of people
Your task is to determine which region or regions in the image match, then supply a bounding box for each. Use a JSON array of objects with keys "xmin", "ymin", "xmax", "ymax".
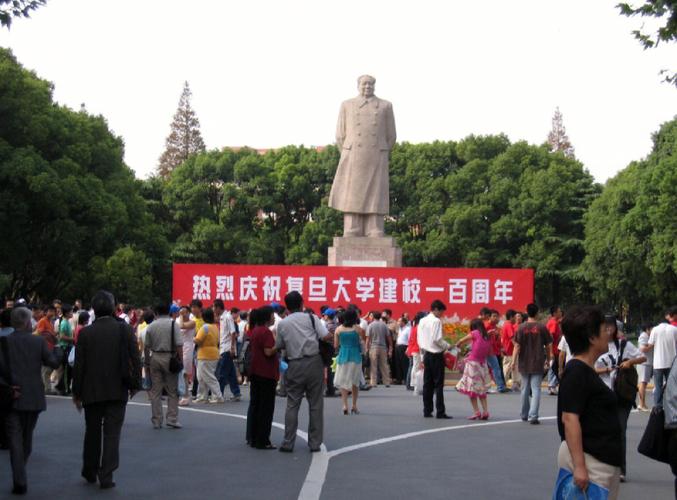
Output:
[{"xmin": 0, "ymin": 294, "xmax": 676, "ymax": 498}]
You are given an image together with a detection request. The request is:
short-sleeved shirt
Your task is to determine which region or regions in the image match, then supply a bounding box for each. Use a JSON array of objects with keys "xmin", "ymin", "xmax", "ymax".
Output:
[
  {"xmin": 638, "ymin": 331, "xmax": 653, "ymax": 367},
  {"xmin": 558, "ymin": 336, "xmax": 573, "ymax": 364},
  {"xmin": 649, "ymin": 323, "xmax": 677, "ymax": 370},
  {"xmin": 595, "ymin": 339, "xmax": 642, "ymax": 390},
  {"xmin": 558, "ymin": 359, "xmax": 622, "ymax": 467},
  {"xmin": 367, "ymin": 321, "xmax": 389, "ymax": 348},
  {"xmin": 501, "ymin": 321, "xmax": 515, "ymax": 356},
  {"xmin": 275, "ymin": 312, "xmax": 326, "ymax": 360},
  {"xmin": 546, "ymin": 317, "xmax": 561, "ymax": 357},
  {"xmin": 195, "ymin": 324, "xmax": 219, "ymax": 361},
  {"xmin": 514, "ymin": 321, "xmax": 552, "ymax": 374},
  {"xmin": 57, "ymin": 318, "xmax": 73, "ymax": 349},
  {"xmin": 467, "ymin": 330, "xmax": 492, "ymax": 364},
  {"xmin": 250, "ymin": 325, "xmax": 279, "ymax": 381},
  {"xmin": 144, "ymin": 316, "xmax": 183, "ymax": 352},
  {"xmin": 36, "ymin": 317, "xmax": 56, "ymax": 349}
]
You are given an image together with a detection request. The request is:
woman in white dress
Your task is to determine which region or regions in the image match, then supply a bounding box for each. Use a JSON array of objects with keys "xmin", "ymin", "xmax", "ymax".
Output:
[{"xmin": 178, "ymin": 306, "xmax": 196, "ymax": 406}]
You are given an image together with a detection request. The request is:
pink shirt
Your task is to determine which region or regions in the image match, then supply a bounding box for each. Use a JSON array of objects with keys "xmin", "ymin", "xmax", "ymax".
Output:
[{"xmin": 466, "ymin": 330, "xmax": 492, "ymax": 364}]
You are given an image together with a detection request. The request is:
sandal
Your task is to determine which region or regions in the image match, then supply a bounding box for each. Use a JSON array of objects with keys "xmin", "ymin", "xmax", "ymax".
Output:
[
  {"xmin": 481, "ymin": 412, "xmax": 490, "ymax": 420},
  {"xmin": 467, "ymin": 412, "xmax": 481, "ymax": 420},
  {"xmin": 351, "ymin": 408, "xmax": 360, "ymax": 415}
]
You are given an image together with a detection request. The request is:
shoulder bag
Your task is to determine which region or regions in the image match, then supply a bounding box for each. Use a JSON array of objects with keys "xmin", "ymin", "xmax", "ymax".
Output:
[
  {"xmin": 309, "ymin": 312, "xmax": 333, "ymax": 366},
  {"xmin": 168, "ymin": 319, "xmax": 183, "ymax": 374}
]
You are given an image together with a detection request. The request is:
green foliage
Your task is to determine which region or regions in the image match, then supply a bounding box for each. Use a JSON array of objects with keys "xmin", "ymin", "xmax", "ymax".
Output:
[
  {"xmin": 99, "ymin": 246, "xmax": 153, "ymax": 305},
  {"xmin": 583, "ymin": 117, "xmax": 677, "ymax": 321},
  {"xmin": 618, "ymin": 1, "xmax": 677, "ymax": 86},
  {"xmin": 0, "ymin": 0, "xmax": 46, "ymax": 28},
  {"xmin": 0, "ymin": 47, "xmax": 169, "ymax": 304}
]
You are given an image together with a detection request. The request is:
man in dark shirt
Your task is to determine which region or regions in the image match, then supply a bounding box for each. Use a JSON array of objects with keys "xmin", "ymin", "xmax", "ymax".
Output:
[
  {"xmin": 513, "ymin": 303, "xmax": 552, "ymax": 424},
  {"xmin": 2, "ymin": 306, "xmax": 61, "ymax": 495}
]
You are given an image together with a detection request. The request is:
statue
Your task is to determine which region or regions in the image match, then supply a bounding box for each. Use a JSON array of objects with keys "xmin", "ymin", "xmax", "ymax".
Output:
[{"xmin": 328, "ymin": 75, "xmax": 396, "ymax": 237}]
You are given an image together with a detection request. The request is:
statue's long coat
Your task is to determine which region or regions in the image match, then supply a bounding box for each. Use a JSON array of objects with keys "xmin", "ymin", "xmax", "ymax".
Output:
[{"xmin": 328, "ymin": 95, "xmax": 396, "ymax": 215}]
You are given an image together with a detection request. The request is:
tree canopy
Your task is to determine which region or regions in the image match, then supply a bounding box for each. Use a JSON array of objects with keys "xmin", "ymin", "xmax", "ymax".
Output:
[{"xmin": 0, "ymin": 47, "xmax": 167, "ymax": 303}]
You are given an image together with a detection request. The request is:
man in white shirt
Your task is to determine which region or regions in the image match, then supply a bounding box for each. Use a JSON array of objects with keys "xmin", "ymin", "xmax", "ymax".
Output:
[
  {"xmin": 214, "ymin": 300, "xmax": 241, "ymax": 401},
  {"xmin": 417, "ymin": 300, "xmax": 452, "ymax": 419},
  {"xmin": 645, "ymin": 307, "xmax": 677, "ymax": 407}
]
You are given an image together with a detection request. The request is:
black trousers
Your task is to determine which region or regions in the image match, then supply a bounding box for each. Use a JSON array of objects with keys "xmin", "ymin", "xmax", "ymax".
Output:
[
  {"xmin": 423, "ymin": 352, "xmax": 446, "ymax": 416},
  {"xmin": 6, "ymin": 410, "xmax": 39, "ymax": 488},
  {"xmin": 617, "ymin": 402, "xmax": 632, "ymax": 475},
  {"xmin": 393, "ymin": 345, "xmax": 409, "ymax": 383},
  {"xmin": 248, "ymin": 375, "xmax": 277, "ymax": 448},
  {"xmin": 83, "ymin": 401, "xmax": 127, "ymax": 485},
  {"xmin": 0, "ymin": 409, "xmax": 8, "ymax": 448}
]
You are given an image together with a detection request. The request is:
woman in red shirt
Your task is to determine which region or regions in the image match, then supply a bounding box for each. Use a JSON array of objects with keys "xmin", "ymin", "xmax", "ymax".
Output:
[{"xmin": 246, "ymin": 306, "xmax": 278, "ymax": 450}]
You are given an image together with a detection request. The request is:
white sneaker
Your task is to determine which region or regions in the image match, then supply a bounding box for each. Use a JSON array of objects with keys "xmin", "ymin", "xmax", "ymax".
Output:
[
  {"xmin": 178, "ymin": 398, "xmax": 191, "ymax": 406},
  {"xmin": 193, "ymin": 397, "xmax": 208, "ymax": 403},
  {"xmin": 229, "ymin": 395, "xmax": 241, "ymax": 402},
  {"xmin": 209, "ymin": 396, "xmax": 225, "ymax": 404}
]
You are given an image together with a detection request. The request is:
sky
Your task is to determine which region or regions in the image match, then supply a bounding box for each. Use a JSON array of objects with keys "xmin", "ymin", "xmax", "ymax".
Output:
[{"xmin": 1, "ymin": 0, "xmax": 676, "ymax": 182}]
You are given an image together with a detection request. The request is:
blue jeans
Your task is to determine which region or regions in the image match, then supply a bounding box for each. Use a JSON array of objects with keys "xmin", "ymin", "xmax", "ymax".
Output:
[
  {"xmin": 654, "ymin": 368, "xmax": 671, "ymax": 407},
  {"xmin": 547, "ymin": 360, "xmax": 559, "ymax": 389},
  {"xmin": 487, "ymin": 355, "xmax": 506, "ymax": 391},
  {"xmin": 520, "ymin": 372, "xmax": 543, "ymax": 420},
  {"xmin": 216, "ymin": 353, "xmax": 241, "ymax": 397}
]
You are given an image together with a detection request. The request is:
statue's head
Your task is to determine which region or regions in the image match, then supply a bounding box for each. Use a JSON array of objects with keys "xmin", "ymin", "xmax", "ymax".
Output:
[{"xmin": 357, "ymin": 75, "xmax": 376, "ymax": 98}]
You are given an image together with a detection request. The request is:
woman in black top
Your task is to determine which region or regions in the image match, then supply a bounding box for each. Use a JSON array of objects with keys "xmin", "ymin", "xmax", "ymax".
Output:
[{"xmin": 557, "ymin": 305, "xmax": 622, "ymax": 499}]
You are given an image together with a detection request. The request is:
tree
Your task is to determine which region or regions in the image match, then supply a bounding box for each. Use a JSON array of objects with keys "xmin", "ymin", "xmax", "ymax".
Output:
[
  {"xmin": 547, "ymin": 107, "xmax": 575, "ymax": 158},
  {"xmin": 0, "ymin": 48, "xmax": 165, "ymax": 303},
  {"xmin": 618, "ymin": 1, "xmax": 677, "ymax": 86},
  {"xmin": 583, "ymin": 116, "xmax": 677, "ymax": 322},
  {"xmin": 0, "ymin": 0, "xmax": 46, "ymax": 28},
  {"xmin": 157, "ymin": 81, "xmax": 206, "ymax": 178}
]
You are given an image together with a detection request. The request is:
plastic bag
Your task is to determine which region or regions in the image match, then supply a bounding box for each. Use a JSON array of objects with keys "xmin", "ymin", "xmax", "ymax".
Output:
[
  {"xmin": 413, "ymin": 368, "xmax": 424, "ymax": 395},
  {"xmin": 279, "ymin": 360, "xmax": 289, "ymax": 373},
  {"xmin": 552, "ymin": 468, "xmax": 608, "ymax": 500},
  {"xmin": 67, "ymin": 346, "xmax": 76, "ymax": 367}
]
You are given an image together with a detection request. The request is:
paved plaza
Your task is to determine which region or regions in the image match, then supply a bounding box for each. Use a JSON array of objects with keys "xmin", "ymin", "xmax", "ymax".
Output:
[{"xmin": 0, "ymin": 388, "xmax": 672, "ymax": 499}]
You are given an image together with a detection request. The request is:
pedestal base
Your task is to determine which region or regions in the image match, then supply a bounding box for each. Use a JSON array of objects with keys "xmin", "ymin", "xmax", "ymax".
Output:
[{"xmin": 328, "ymin": 237, "xmax": 402, "ymax": 268}]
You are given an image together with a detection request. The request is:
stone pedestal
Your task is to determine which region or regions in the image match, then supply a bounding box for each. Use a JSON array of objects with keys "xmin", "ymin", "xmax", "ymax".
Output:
[{"xmin": 328, "ymin": 236, "xmax": 402, "ymax": 268}]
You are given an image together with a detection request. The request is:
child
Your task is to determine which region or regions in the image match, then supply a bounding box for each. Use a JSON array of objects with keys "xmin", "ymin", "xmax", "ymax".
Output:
[{"xmin": 455, "ymin": 318, "xmax": 493, "ymax": 420}]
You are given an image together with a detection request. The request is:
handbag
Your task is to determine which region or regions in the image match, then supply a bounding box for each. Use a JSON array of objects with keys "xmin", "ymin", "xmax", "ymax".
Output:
[
  {"xmin": 168, "ymin": 319, "xmax": 183, "ymax": 374},
  {"xmin": 0, "ymin": 337, "xmax": 20, "ymax": 411},
  {"xmin": 637, "ymin": 403, "xmax": 671, "ymax": 464}
]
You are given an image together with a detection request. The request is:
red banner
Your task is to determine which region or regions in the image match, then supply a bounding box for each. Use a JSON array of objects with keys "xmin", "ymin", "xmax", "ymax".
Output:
[{"xmin": 173, "ymin": 264, "xmax": 533, "ymax": 319}]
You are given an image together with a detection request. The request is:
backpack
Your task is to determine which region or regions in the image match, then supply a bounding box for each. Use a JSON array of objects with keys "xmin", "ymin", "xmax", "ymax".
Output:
[{"xmin": 613, "ymin": 339, "xmax": 639, "ymax": 405}]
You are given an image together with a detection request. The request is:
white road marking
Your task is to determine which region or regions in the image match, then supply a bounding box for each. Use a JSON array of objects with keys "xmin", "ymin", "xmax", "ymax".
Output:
[
  {"xmin": 299, "ymin": 416, "xmax": 557, "ymax": 500},
  {"xmin": 48, "ymin": 396, "xmax": 563, "ymax": 500}
]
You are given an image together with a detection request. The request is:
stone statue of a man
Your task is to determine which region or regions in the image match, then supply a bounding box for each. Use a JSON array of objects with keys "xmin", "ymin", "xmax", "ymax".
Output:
[{"xmin": 328, "ymin": 75, "xmax": 396, "ymax": 237}]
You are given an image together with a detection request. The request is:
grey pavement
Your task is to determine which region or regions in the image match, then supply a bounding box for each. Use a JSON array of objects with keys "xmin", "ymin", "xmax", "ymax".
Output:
[{"xmin": 0, "ymin": 387, "xmax": 672, "ymax": 499}]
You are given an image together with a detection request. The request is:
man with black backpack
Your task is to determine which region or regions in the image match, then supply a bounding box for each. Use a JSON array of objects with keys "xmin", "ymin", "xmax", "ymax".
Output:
[
  {"xmin": 594, "ymin": 314, "xmax": 645, "ymax": 482},
  {"xmin": 275, "ymin": 291, "xmax": 327, "ymax": 453}
]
